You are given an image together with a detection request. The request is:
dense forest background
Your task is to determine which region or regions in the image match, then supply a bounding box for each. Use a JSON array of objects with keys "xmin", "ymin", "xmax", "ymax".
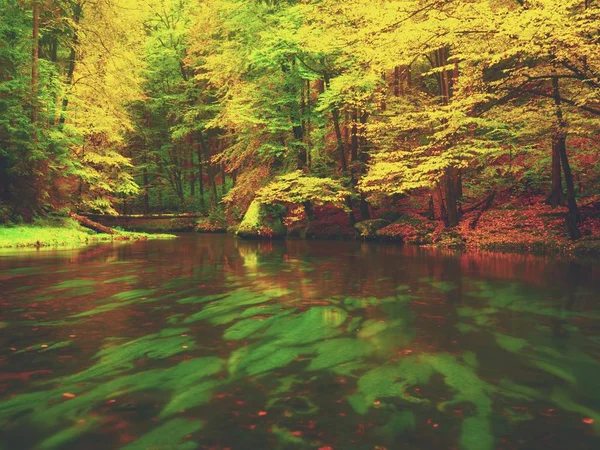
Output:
[{"xmin": 1, "ymin": 0, "xmax": 599, "ymax": 242}]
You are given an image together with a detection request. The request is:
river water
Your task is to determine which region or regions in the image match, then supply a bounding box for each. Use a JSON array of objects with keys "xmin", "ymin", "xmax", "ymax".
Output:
[{"xmin": 0, "ymin": 234, "xmax": 599, "ymax": 450}]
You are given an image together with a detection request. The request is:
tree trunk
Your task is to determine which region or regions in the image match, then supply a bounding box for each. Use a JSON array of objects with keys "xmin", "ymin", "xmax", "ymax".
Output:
[
  {"xmin": 359, "ymin": 112, "xmax": 370, "ymax": 220},
  {"xmin": 205, "ymin": 137, "xmax": 217, "ymax": 204},
  {"xmin": 296, "ymin": 80, "xmax": 307, "ymax": 169},
  {"xmin": 455, "ymin": 169, "xmax": 463, "ymax": 200},
  {"xmin": 324, "ymin": 74, "xmax": 347, "ymax": 172},
  {"xmin": 469, "ymin": 190, "xmax": 497, "ymax": 230},
  {"xmin": 428, "ymin": 196, "xmax": 435, "ymax": 220},
  {"xmin": 58, "ymin": 1, "xmax": 81, "ymax": 125},
  {"xmin": 31, "ymin": 1, "xmax": 39, "ymax": 132},
  {"xmin": 394, "ymin": 66, "xmax": 400, "ymax": 97},
  {"xmin": 157, "ymin": 163, "xmax": 164, "ymax": 209},
  {"xmin": 198, "ymin": 131, "xmax": 217, "ymax": 206},
  {"xmin": 552, "ymin": 76, "xmax": 581, "ymax": 239},
  {"xmin": 69, "ymin": 212, "xmax": 118, "ymax": 235},
  {"xmin": 197, "ymin": 133, "xmax": 205, "ymax": 209},
  {"xmin": 221, "ymin": 163, "xmax": 227, "ymax": 197},
  {"xmin": 557, "ymin": 135, "xmax": 581, "ymax": 239},
  {"xmin": 545, "ymin": 140, "xmax": 564, "ymax": 207},
  {"xmin": 142, "ymin": 166, "xmax": 149, "ymax": 214},
  {"xmin": 437, "ymin": 182, "xmax": 449, "ymax": 225},
  {"xmin": 444, "ymin": 167, "xmax": 460, "ymax": 227},
  {"xmin": 317, "ymin": 79, "xmax": 325, "ymax": 95},
  {"xmin": 359, "ymin": 195, "xmax": 370, "ymax": 221},
  {"xmin": 331, "ymin": 108, "xmax": 347, "ymax": 171},
  {"xmin": 345, "ymin": 197, "xmax": 355, "ymax": 226},
  {"xmin": 189, "ymin": 138, "xmax": 195, "ymax": 198},
  {"xmin": 305, "ymin": 80, "xmax": 312, "ymax": 169},
  {"xmin": 351, "ymin": 109, "xmax": 358, "ymax": 162},
  {"xmin": 303, "ymin": 201, "xmax": 315, "ymax": 221},
  {"xmin": 434, "ymin": 47, "xmax": 460, "ymax": 227}
]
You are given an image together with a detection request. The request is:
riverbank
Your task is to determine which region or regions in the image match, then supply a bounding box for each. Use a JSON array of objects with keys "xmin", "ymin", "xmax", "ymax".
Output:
[
  {"xmin": 0, "ymin": 218, "xmax": 176, "ymax": 249},
  {"xmin": 230, "ymin": 196, "xmax": 600, "ymax": 259},
  {"xmin": 80, "ymin": 197, "xmax": 600, "ymax": 259}
]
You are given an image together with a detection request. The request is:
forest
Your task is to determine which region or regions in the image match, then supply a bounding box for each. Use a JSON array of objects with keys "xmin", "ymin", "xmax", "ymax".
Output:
[
  {"xmin": 1, "ymin": 0, "xmax": 600, "ymax": 254},
  {"xmin": 2, "ymin": 3, "xmax": 600, "ymax": 449}
]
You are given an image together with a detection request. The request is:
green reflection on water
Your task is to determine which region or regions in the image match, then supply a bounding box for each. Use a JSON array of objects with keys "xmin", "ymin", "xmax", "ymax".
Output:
[{"xmin": 1, "ymin": 237, "xmax": 599, "ymax": 449}]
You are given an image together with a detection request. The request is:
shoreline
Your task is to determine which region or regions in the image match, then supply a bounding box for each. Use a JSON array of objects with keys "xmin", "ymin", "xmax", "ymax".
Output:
[
  {"xmin": 8, "ymin": 205, "xmax": 598, "ymax": 260},
  {"xmin": 0, "ymin": 218, "xmax": 176, "ymax": 250},
  {"xmin": 1, "ymin": 224, "xmax": 598, "ymax": 260}
]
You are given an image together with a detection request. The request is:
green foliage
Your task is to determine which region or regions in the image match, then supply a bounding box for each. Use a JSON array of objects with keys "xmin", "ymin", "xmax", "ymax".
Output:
[
  {"xmin": 0, "ymin": 0, "xmax": 150, "ymax": 217},
  {"xmin": 0, "ymin": 0, "xmax": 599, "ymax": 230}
]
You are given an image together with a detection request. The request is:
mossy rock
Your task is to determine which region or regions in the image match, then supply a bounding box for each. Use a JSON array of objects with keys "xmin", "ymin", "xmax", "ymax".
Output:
[
  {"xmin": 236, "ymin": 200, "xmax": 286, "ymax": 239},
  {"xmin": 354, "ymin": 219, "xmax": 391, "ymax": 238},
  {"xmin": 305, "ymin": 221, "xmax": 359, "ymax": 240},
  {"xmin": 377, "ymin": 211, "xmax": 402, "ymax": 222}
]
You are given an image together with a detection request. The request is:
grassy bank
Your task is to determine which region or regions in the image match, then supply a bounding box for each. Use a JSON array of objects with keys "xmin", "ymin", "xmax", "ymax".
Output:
[{"xmin": 0, "ymin": 218, "xmax": 176, "ymax": 249}]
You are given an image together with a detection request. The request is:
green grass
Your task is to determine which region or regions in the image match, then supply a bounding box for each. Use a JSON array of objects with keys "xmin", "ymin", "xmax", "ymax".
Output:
[{"xmin": 0, "ymin": 218, "xmax": 176, "ymax": 249}]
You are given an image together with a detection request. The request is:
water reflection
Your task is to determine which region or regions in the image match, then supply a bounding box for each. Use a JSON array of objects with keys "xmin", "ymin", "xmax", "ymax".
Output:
[{"xmin": 0, "ymin": 235, "xmax": 599, "ymax": 449}]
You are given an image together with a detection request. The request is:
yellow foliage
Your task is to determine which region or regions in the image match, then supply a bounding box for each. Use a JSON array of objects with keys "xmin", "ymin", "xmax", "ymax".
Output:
[{"xmin": 255, "ymin": 171, "xmax": 351, "ymax": 207}]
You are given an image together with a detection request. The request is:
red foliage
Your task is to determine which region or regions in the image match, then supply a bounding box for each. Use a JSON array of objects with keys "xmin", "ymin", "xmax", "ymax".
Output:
[
  {"xmin": 306, "ymin": 205, "xmax": 356, "ymax": 238},
  {"xmin": 457, "ymin": 198, "xmax": 569, "ymax": 250},
  {"xmin": 376, "ymin": 212, "xmax": 438, "ymax": 243}
]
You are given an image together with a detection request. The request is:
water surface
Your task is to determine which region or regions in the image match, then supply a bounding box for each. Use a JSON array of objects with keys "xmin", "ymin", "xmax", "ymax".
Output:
[{"xmin": 1, "ymin": 235, "xmax": 599, "ymax": 449}]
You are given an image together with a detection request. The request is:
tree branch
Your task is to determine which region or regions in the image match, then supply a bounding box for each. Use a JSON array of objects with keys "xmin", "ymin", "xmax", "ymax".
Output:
[{"xmin": 522, "ymin": 90, "xmax": 600, "ymax": 116}]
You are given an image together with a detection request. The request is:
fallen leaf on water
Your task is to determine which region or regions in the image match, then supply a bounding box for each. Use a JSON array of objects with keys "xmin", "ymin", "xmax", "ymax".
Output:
[
  {"xmin": 583, "ymin": 418, "xmax": 595, "ymax": 424},
  {"xmin": 258, "ymin": 411, "xmax": 267, "ymax": 416},
  {"xmin": 62, "ymin": 393, "xmax": 76, "ymax": 399}
]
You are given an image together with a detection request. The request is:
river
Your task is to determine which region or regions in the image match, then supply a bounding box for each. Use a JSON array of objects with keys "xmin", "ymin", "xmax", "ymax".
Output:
[{"xmin": 1, "ymin": 234, "xmax": 599, "ymax": 449}]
